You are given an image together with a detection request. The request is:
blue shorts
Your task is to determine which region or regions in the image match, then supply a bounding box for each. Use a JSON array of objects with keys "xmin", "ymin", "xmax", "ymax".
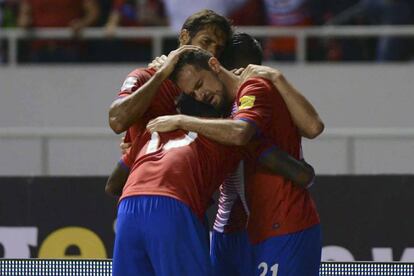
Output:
[
  {"xmin": 112, "ymin": 195, "xmax": 211, "ymax": 276},
  {"xmin": 252, "ymin": 224, "xmax": 322, "ymax": 276},
  {"xmin": 210, "ymin": 230, "xmax": 254, "ymax": 276}
]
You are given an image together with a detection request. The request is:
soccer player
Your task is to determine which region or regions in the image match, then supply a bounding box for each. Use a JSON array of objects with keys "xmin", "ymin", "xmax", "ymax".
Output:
[
  {"xmin": 106, "ymin": 111, "xmax": 315, "ymax": 276},
  {"xmin": 147, "ymin": 49, "xmax": 323, "ymax": 276},
  {"xmin": 108, "ymin": 9, "xmax": 233, "ymax": 137},
  {"xmin": 209, "ymin": 32, "xmax": 267, "ymax": 276}
]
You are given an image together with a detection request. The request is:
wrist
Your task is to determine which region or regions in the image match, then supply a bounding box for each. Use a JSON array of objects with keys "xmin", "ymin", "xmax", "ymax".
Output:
[{"xmin": 272, "ymin": 72, "xmax": 285, "ymax": 86}]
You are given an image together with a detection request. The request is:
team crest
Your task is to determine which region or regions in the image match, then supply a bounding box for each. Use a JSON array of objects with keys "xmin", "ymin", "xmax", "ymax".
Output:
[{"xmin": 239, "ymin": 95, "xmax": 256, "ymax": 110}]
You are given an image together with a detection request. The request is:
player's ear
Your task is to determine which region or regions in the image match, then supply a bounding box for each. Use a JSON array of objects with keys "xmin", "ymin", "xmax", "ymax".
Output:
[
  {"xmin": 179, "ymin": 29, "xmax": 190, "ymax": 46},
  {"xmin": 208, "ymin": 57, "xmax": 221, "ymax": 73}
]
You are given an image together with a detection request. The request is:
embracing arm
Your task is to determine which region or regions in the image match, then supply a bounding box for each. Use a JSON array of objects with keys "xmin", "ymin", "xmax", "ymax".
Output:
[
  {"xmin": 147, "ymin": 115, "xmax": 256, "ymax": 146},
  {"xmin": 108, "ymin": 72, "xmax": 166, "ymax": 134},
  {"xmin": 258, "ymin": 146, "xmax": 314, "ymax": 188},
  {"xmin": 105, "ymin": 161, "xmax": 129, "ymax": 197},
  {"xmin": 109, "ymin": 45, "xmax": 200, "ymax": 134},
  {"xmin": 240, "ymin": 65, "xmax": 324, "ymax": 139},
  {"xmin": 273, "ymin": 74, "xmax": 324, "ymax": 139}
]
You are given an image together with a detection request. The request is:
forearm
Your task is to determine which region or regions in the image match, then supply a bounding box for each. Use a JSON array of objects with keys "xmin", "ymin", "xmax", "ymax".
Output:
[
  {"xmin": 81, "ymin": 0, "xmax": 100, "ymax": 27},
  {"xmin": 178, "ymin": 116, "xmax": 254, "ymax": 146},
  {"xmin": 105, "ymin": 162, "xmax": 129, "ymax": 197},
  {"xmin": 258, "ymin": 146, "xmax": 315, "ymax": 188},
  {"xmin": 273, "ymin": 74, "xmax": 324, "ymax": 139},
  {"xmin": 17, "ymin": 1, "xmax": 31, "ymax": 28},
  {"xmin": 109, "ymin": 72, "xmax": 166, "ymax": 133},
  {"xmin": 105, "ymin": 11, "xmax": 120, "ymax": 28}
]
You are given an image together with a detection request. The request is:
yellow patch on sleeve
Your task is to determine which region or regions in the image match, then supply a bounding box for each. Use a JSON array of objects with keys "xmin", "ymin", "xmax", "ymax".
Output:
[{"xmin": 239, "ymin": 95, "xmax": 256, "ymax": 110}]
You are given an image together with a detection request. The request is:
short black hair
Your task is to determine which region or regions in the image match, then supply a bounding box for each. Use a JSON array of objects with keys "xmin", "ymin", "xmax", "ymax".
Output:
[
  {"xmin": 169, "ymin": 48, "xmax": 213, "ymax": 83},
  {"xmin": 181, "ymin": 9, "xmax": 233, "ymax": 43},
  {"xmin": 220, "ymin": 32, "xmax": 263, "ymax": 69},
  {"xmin": 175, "ymin": 93, "xmax": 223, "ymax": 118}
]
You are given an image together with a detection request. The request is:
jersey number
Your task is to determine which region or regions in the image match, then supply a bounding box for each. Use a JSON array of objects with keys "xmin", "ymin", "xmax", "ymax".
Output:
[
  {"xmin": 258, "ymin": 262, "xmax": 279, "ymax": 276},
  {"xmin": 146, "ymin": 131, "xmax": 198, "ymax": 154}
]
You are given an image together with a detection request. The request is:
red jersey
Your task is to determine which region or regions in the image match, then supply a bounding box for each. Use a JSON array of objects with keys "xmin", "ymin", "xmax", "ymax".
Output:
[
  {"xmin": 233, "ymin": 77, "xmax": 320, "ymax": 244},
  {"xmin": 117, "ymin": 67, "xmax": 181, "ymax": 143},
  {"xmin": 27, "ymin": 0, "xmax": 84, "ymax": 27},
  {"xmin": 120, "ymin": 130, "xmax": 244, "ymax": 219}
]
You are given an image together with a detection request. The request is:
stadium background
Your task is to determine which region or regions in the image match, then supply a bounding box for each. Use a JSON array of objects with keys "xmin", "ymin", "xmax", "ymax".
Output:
[{"xmin": 1, "ymin": 0, "xmax": 414, "ymax": 275}]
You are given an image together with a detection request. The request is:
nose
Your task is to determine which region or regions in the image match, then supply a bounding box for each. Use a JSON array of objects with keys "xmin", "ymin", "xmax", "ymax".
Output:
[{"xmin": 194, "ymin": 89, "xmax": 208, "ymax": 102}]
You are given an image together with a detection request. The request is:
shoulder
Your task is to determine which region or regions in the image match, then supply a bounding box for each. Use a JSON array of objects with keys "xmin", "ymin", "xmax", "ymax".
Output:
[
  {"xmin": 126, "ymin": 67, "xmax": 156, "ymax": 80},
  {"xmin": 237, "ymin": 77, "xmax": 276, "ymax": 100},
  {"xmin": 239, "ymin": 77, "xmax": 274, "ymax": 94}
]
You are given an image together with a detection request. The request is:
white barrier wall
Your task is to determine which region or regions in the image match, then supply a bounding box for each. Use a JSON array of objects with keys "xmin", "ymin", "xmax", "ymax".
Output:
[{"xmin": 0, "ymin": 64, "xmax": 413, "ymax": 175}]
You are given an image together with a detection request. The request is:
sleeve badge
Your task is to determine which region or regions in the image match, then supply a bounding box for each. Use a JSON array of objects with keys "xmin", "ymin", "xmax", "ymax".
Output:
[{"xmin": 239, "ymin": 95, "xmax": 256, "ymax": 110}]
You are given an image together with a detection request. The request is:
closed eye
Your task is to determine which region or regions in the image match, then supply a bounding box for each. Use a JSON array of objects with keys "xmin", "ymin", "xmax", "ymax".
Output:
[{"xmin": 193, "ymin": 80, "xmax": 202, "ymax": 91}]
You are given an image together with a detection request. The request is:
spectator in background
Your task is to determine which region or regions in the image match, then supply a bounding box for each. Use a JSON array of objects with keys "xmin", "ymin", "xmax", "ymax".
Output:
[
  {"xmin": 95, "ymin": 0, "xmax": 166, "ymax": 62},
  {"xmin": 161, "ymin": 0, "xmax": 248, "ymax": 32},
  {"xmin": 262, "ymin": 0, "xmax": 323, "ymax": 61},
  {"xmin": 326, "ymin": 0, "xmax": 414, "ymax": 61},
  {"xmin": 0, "ymin": 0, "xmax": 19, "ymax": 63},
  {"xmin": 1, "ymin": 0, "xmax": 18, "ymax": 27},
  {"xmin": 104, "ymin": 0, "xmax": 167, "ymax": 36},
  {"xmin": 227, "ymin": 0, "xmax": 267, "ymax": 26},
  {"xmin": 17, "ymin": 0, "xmax": 99, "ymax": 62}
]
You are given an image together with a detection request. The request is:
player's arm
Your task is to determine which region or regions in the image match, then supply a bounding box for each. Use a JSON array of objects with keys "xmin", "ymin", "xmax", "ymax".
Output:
[
  {"xmin": 240, "ymin": 65, "xmax": 324, "ymax": 139},
  {"xmin": 69, "ymin": 0, "xmax": 100, "ymax": 34},
  {"xmin": 17, "ymin": 0, "xmax": 32, "ymax": 28},
  {"xmin": 147, "ymin": 115, "xmax": 255, "ymax": 146},
  {"xmin": 108, "ymin": 45, "xmax": 201, "ymax": 134},
  {"xmin": 257, "ymin": 146, "xmax": 314, "ymax": 188},
  {"xmin": 147, "ymin": 80, "xmax": 273, "ymax": 146},
  {"xmin": 105, "ymin": 161, "xmax": 129, "ymax": 197}
]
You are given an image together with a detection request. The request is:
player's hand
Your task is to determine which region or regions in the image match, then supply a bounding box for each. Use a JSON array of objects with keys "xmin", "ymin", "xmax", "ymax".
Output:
[
  {"xmin": 148, "ymin": 55, "xmax": 167, "ymax": 70},
  {"xmin": 232, "ymin": 67, "xmax": 245, "ymax": 76},
  {"xmin": 147, "ymin": 115, "xmax": 183, "ymax": 133},
  {"xmin": 119, "ymin": 137, "xmax": 131, "ymax": 155},
  {"xmin": 156, "ymin": 45, "xmax": 202, "ymax": 80},
  {"xmin": 240, "ymin": 64, "xmax": 283, "ymax": 84}
]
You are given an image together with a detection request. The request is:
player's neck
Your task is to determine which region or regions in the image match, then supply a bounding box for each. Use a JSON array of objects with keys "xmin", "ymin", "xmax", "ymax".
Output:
[{"xmin": 217, "ymin": 69, "xmax": 241, "ymax": 101}]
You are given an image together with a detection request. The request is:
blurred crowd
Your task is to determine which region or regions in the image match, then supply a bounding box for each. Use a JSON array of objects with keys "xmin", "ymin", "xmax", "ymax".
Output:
[{"xmin": 1, "ymin": 0, "xmax": 414, "ymax": 63}]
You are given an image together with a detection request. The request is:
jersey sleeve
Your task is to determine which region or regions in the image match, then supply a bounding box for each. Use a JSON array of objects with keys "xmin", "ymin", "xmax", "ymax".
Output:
[
  {"xmin": 232, "ymin": 78, "xmax": 275, "ymax": 135},
  {"xmin": 117, "ymin": 68, "xmax": 152, "ymax": 98},
  {"xmin": 116, "ymin": 68, "xmax": 180, "ymax": 143}
]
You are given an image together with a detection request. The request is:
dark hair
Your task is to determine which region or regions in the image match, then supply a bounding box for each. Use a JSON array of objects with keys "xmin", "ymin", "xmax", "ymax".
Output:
[
  {"xmin": 181, "ymin": 9, "xmax": 233, "ymax": 43},
  {"xmin": 169, "ymin": 48, "xmax": 213, "ymax": 83},
  {"xmin": 175, "ymin": 93, "xmax": 223, "ymax": 118},
  {"xmin": 220, "ymin": 32, "xmax": 263, "ymax": 70}
]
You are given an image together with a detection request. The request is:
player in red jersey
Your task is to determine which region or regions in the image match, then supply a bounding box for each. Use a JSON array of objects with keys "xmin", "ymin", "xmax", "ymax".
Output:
[
  {"xmin": 106, "ymin": 119, "xmax": 315, "ymax": 276},
  {"xmin": 108, "ymin": 9, "xmax": 233, "ymax": 142},
  {"xmin": 147, "ymin": 48, "xmax": 323, "ymax": 276}
]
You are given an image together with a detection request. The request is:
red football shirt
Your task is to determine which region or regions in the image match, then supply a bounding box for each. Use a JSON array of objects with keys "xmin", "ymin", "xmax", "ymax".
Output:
[
  {"xmin": 233, "ymin": 77, "xmax": 320, "ymax": 244},
  {"xmin": 120, "ymin": 130, "xmax": 244, "ymax": 219},
  {"xmin": 117, "ymin": 67, "xmax": 181, "ymax": 143}
]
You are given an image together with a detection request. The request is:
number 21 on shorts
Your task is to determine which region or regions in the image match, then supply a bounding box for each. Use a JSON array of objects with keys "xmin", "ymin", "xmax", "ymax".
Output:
[{"xmin": 258, "ymin": 262, "xmax": 279, "ymax": 276}]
